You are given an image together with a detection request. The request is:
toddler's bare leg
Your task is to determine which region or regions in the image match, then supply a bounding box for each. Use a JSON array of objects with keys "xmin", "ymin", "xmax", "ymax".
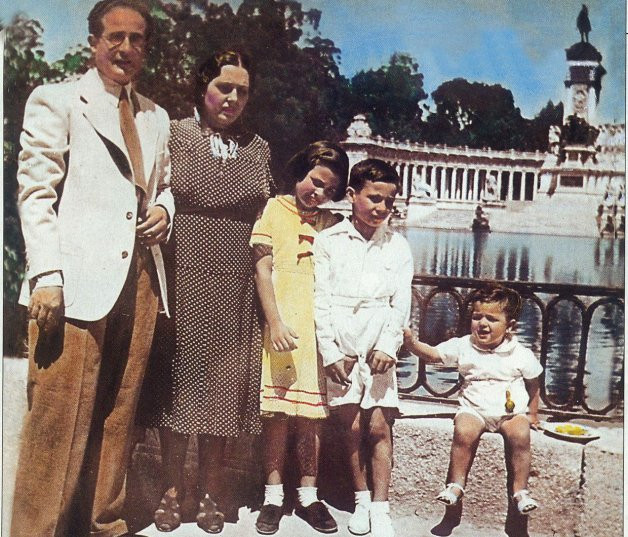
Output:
[
  {"xmin": 368, "ymin": 407, "xmax": 394, "ymax": 501},
  {"xmin": 446, "ymin": 413, "xmax": 484, "ymax": 495},
  {"xmin": 499, "ymin": 414, "xmax": 531, "ymax": 494},
  {"xmin": 296, "ymin": 417, "xmax": 320, "ymax": 487},
  {"xmin": 336, "ymin": 404, "xmax": 368, "ymax": 492},
  {"xmin": 262, "ymin": 415, "xmax": 290, "ymax": 485}
]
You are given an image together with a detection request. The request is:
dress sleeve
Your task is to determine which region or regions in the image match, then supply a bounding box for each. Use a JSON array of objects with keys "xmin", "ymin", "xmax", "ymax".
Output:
[{"xmin": 250, "ymin": 198, "xmax": 275, "ymax": 247}]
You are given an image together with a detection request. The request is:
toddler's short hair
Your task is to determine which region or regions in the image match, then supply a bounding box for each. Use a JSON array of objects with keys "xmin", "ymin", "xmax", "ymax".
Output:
[
  {"xmin": 349, "ymin": 158, "xmax": 400, "ymax": 193},
  {"xmin": 472, "ymin": 284, "xmax": 522, "ymax": 321}
]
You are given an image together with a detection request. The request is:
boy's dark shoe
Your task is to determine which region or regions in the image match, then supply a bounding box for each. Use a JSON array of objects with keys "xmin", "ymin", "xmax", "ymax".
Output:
[
  {"xmin": 295, "ymin": 501, "xmax": 338, "ymax": 533},
  {"xmin": 256, "ymin": 504, "xmax": 283, "ymax": 535}
]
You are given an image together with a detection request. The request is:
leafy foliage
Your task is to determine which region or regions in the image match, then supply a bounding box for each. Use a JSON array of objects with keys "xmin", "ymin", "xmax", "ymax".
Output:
[{"xmin": 350, "ymin": 53, "xmax": 428, "ymax": 142}]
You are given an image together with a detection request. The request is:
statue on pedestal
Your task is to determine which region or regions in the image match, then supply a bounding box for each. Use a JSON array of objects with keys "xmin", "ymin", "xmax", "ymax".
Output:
[
  {"xmin": 471, "ymin": 205, "xmax": 490, "ymax": 232},
  {"xmin": 577, "ymin": 5, "xmax": 591, "ymax": 43},
  {"xmin": 483, "ymin": 173, "xmax": 498, "ymax": 201}
]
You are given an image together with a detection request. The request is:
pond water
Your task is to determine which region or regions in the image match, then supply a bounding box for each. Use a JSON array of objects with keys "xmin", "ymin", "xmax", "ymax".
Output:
[{"xmin": 396, "ymin": 229, "xmax": 624, "ymax": 413}]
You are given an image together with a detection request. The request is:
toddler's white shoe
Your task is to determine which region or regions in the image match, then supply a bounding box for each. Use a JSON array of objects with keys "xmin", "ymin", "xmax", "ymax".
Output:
[
  {"xmin": 348, "ymin": 503, "xmax": 370, "ymax": 535},
  {"xmin": 370, "ymin": 501, "xmax": 395, "ymax": 537}
]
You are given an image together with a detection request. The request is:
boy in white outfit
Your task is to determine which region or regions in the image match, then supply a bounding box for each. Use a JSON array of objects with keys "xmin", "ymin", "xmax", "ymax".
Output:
[
  {"xmin": 403, "ymin": 284, "xmax": 542, "ymax": 515},
  {"xmin": 314, "ymin": 159, "xmax": 413, "ymax": 537}
]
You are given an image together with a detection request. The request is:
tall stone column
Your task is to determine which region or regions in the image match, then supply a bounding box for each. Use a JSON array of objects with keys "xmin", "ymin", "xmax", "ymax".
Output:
[
  {"xmin": 496, "ymin": 171, "xmax": 502, "ymax": 201},
  {"xmin": 519, "ymin": 171, "xmax": 526, "ymax": 200},
  {"xmin": 441, "ymin": 167, "xmax": 448, "ymax": 198},
  {"xmin": 506, "ymin": 170, "xmax": 514, "ymax": 200},
  {"xmin": 462, "ymin": 168, "xmax": 469, "ymax": 200},
  {"xmin": 473, "ymin": 169, "xmax": 480, "ymax": 201}
]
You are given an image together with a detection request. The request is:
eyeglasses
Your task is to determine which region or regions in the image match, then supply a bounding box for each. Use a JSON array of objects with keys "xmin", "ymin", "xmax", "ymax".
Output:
[{"xmin": 102, "ymin": 31, "xmax": 146, "ymax": 50}]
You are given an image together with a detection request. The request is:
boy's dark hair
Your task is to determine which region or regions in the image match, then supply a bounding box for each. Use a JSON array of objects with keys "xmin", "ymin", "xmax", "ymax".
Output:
[
  {"xmin": 88, "ymin": 0, "xmax": 153, "ymax": 40},
  {"xmin": 472, "ymin": 284, "xmax": 523, "ymax": 321},
  {"xmin": 194, "ymin": 50, "xmax": 254, "ymax": 115},
  {"xmin": 348, "ymin": 158, "xmax": 400, "ymax": 193},
  {"xmin": 282, "ymin": 141, "xmax": 349, "ymax": 202}
]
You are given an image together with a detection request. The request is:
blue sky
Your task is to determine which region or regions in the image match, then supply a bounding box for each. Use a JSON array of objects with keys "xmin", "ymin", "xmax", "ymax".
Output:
[{"xmin": 3, "ymin": 0, "xmax": 625, "ymax": 122}]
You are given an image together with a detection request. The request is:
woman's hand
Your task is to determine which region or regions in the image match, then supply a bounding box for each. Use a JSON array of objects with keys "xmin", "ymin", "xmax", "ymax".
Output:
[
  {"xmin": 137, "ymin": 205, "xmax": 169, "ymax": 246},
  {"xmin": 325, "ymin": 356, "xmax": 357, "ymax": 386},
  {"xmin": 269, "ymin": 321, "xmax": 298, "ymax": 352}
]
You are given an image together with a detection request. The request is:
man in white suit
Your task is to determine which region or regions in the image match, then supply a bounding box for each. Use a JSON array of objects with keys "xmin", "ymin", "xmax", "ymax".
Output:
[{"xmin": 11, "ymin": 1, "xmax": 174, "ymax": 536}]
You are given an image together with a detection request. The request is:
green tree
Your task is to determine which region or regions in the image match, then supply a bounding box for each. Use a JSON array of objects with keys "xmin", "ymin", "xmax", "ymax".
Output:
[
  {"xmin": 350, "ymin": 53, "xmax": 428, "ymax": 141},
  {"xmin": 138, "ymin": 0, "xmax": 353, "ymax": 177},
  {"xmin": 422, "ymin": 78, "xmax": 529, "ymax": 150}
]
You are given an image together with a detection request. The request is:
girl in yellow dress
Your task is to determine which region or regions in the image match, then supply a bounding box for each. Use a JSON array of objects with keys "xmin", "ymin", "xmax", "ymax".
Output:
[{"xmin": 250, "ymin": 141, "xmax": 349, "ymax": 534}]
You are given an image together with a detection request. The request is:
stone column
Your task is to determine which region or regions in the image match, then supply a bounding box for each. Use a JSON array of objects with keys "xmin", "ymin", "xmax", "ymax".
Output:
[
  {"xmin": 473, "ymin": 169, "xmax": 480, "ymax": 201},
  {"xmin": 462, "ymin": 168, "xmax": 469, "ymax": 201},
  {"xmin": 441, "ymin": 167, "xmax": 448, "ymax": 198},
  {"xmin": 532, "ymin": 172, "xmax": 539, "ymax": 199},
  {"xmin": 519, "ymin": 171, "xmax": 526, "ymax": 200},
  {"xmin": 496, "ymin": 171, "xmax": 502, "ymax": 201},
  {"xmin": 430, "ymin": 165, "xmax": 437, "ymax": 193},
  {"xmin": 506, "ymin": 170, "xmax": 513, "ymax": 201}
]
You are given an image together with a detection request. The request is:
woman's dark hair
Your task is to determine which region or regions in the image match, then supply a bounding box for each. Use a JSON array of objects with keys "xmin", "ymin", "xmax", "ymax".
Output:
[
  {"xmin": 471, "ymin": 284, "xmax": 523, "ymax": 321},
  {"xmin": 282, "ymin": 141, "xmax": 349, "ymax": 202},
  {"xmin": 194, "ymin": 50, "xmax": 254, "ymax": 115},
  {"xmin": 348, "ymin": 158, "xmax": 400, "ymax": 193},
  {"xmin": 88, "ymin": 0, "xmax": 153, "ymax": 40}
]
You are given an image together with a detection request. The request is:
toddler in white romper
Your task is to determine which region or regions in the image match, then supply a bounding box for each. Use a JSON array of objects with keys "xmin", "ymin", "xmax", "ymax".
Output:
[{"xmin": 403, "ymin": 284, "xmax": 542, "ymax": 517}]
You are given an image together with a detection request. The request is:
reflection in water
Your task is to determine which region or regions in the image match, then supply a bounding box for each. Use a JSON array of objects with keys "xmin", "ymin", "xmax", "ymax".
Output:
[
  {"xmin": 402, "ymin": 228, "xmax": 624, "ymax": 287},
  {"xmin": 398, "ymin": 229, "xmax": 624, "ymax": 411}
]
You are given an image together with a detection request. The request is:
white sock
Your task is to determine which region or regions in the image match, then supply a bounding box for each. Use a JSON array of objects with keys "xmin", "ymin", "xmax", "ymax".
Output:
[
  {"xmin": 370, "ymin": 500, "xmax": 390, "ymax": 514},
  {"xmin": 264, "ymin": 484, "xmax": 284, "ymax": 506},
  {"xmin": 297, "ymin": 486, "xmax": 318, "ymax": 507},
  {"xmin": 355, "ymin": 490, "xmax": 372, "ymax": 507}
]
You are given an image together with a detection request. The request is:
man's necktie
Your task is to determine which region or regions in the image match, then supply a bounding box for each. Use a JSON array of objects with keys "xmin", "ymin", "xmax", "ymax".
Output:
[{"xmin": 119, "ymin": 88, "xmax": 147, "ymax": 205}]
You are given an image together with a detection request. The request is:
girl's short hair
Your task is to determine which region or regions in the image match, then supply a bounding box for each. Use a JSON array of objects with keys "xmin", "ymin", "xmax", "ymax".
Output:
[
  {"xmin": 348, "ymin": 158, "xmax": 400, "ymax": 193},
  {"xmin": 471, "ymin": 284, "xmax": 523, "ymax": 321},
  {"xmin": 194, "ymin": 50, "xmax": 254, "ymax": 114},
  {"xmin": 282, "ymin": 141, "xmax": 349, "ymax": 202}
]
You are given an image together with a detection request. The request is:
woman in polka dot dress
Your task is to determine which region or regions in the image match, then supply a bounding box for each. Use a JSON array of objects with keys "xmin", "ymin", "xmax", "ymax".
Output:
[
  {"xmin": 140, "ymin": 50, "xmax": 273, "ymax": 533},
  {"xmin": 250, "ymin": 142, "xmax": 349, "ymax": 535}
]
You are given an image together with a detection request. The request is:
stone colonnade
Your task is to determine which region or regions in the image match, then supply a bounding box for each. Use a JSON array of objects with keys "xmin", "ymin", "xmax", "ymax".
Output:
[
  {"xmin": 341, "ymin": 136, "xmax": 547, "ymax": 202},
  {"xmin": 391, "ymin": 161, "xmax": 542, "ymax": 201}
]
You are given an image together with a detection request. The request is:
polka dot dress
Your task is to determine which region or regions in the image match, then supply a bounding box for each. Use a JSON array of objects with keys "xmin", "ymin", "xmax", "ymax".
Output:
[{"xmin": 141, "ymin": 117, "xmax": 272, "ymax": 436}]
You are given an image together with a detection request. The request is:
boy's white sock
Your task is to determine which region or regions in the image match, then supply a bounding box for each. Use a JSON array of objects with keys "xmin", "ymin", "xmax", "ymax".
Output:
[
  {"xmin": 370, "ymin": 500, "xmax": 390, "ymax": 514},
  {"xmin": 264, "ymin": 484, "xmax": 284, "ymax": 506},
  {"xmin": 355, "ymin": 490, "xmax": 372, "ymax": 506},
  {"xmin": 297, "ymin": 486, "xmax": 318, "ymax": 507}
]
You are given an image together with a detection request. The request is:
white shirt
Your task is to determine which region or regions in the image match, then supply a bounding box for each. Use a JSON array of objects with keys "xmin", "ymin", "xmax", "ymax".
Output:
[
  {"xmin": 437, "ymin": 334, "xmax": 543, "ymax": 416},
  {"xmin": 314, "ymin": 218, "xmax": 414, "ymax": 367}
]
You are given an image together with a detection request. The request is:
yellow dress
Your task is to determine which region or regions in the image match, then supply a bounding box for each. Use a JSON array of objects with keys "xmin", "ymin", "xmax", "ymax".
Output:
[{"xmin": 250, "ymin": 195, "xmax": 339, "ymax": 418}]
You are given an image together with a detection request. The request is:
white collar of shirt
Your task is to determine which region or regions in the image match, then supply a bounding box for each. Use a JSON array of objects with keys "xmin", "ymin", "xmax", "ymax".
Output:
[
  {"xmin": 471, "ymin": 334, "xmax": 519, "ymax": 354},
  {"xmin": 96, "ymin": 69, "xmax": 135, "ymax": 112},
  {"xmin": 329, "ymin": 216, "xmax": 390, "ymax": 244}
]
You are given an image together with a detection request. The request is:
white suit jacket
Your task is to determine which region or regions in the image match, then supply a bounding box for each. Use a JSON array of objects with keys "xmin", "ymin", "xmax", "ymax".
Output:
[{"xmin": 17, "ymin": 68, "xmax": 175, "ymax": 321}]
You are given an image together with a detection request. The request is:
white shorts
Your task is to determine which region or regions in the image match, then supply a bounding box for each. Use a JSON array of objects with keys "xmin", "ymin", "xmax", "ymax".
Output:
[
  {"xmin": 327, "ymin": 358, "xmax": 399, "ymax": 409},
  {"xmin": 456, "ymin": 406, "xmax": 524, "ymax": 433}
]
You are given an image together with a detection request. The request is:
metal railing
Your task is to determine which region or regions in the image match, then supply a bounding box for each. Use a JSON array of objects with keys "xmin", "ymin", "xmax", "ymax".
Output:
[{"xmin": 399, "ymin": 275, "xmax": 624, "ymax": 421}]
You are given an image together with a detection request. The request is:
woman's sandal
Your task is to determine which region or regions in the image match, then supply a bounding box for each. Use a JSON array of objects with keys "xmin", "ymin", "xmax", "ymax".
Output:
[
  {"xmin": 154, "ymin": 489, "xmax": 182, "ymax": 532},
  {"xmin": 435, "ymin": 483, "xmax": 465, "ymax": 506},
  {"xmin": 513, "ymin": 489, "xmax": 539, "ymax": 515},
  {"xmin": 196, "ymin": 493, "xmax": 225, "ymax": 534}
]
